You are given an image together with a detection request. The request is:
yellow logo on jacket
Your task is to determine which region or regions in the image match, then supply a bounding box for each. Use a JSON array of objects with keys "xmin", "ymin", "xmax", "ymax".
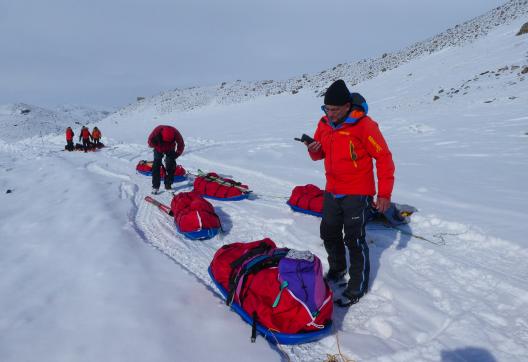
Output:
[{"xmin": 368, "ymin": 136, "xmax": 383, "ymax": 152}]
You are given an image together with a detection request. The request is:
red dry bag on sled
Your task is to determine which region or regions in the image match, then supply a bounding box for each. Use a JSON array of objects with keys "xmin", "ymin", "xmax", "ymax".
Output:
[
  {"xmin": 170, "ymin": 192, "xmax": 221, "ymax": 239},
  {"xmin": 287, "ymin": 184, "xmax": 324, "ymax": 217},
  {"xmin": 144, "ymin": 191, "xmax": 221, "ymax": 240},
  {"xmin": 209, "ymin": 238, "xmax": 333, "ymax": 344},
  {"xmin": 193, "ymin": 172, "xmax": 250, "ymax": 201},
  {"xmin": 136, "ymin": 160, "xmax": 186, "ymax": 182}
]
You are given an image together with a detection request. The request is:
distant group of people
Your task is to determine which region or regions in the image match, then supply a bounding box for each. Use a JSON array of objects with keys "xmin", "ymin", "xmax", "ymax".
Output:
[
  {"xmin": 146, "ymin": 79, "xmax": 395, "ymax": 307},
  {"xmin": 65, "ymin": 126, "xmax": 102, "ymax": 152}
]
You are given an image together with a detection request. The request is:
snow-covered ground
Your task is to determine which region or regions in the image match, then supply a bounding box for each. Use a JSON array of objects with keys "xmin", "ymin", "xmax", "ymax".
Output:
[{"xmin": 1, "ymin": 8, "xmax": 528, "ymax": 362}]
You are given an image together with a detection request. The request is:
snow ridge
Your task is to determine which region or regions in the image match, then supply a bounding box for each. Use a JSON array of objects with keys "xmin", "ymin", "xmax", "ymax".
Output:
[{"xmin": 110, "ymin": 0, "xmax": 528, "ymax": 116}]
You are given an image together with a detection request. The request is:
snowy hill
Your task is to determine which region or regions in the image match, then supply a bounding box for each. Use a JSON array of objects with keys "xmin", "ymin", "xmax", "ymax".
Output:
[
  {"xmin": 0, "ymin": 103, "xmax": 110, "ymax": 143},
  {"xmin": 1, "ymin": 2, "xmax": 528, "ymax": 362},
  {"xmin": 107, "ymin": 0, "xmax": 528, "ymax": 117}
]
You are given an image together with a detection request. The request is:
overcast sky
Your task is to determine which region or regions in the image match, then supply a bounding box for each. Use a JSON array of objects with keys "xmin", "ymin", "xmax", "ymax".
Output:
[{"xmin": 0, "ymin": 0, "xmax": 507, "ymax": 109}]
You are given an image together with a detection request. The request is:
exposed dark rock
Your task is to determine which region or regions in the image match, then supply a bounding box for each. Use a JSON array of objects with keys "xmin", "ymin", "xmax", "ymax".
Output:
[
  {"xmin": 433, "ymin": 95, "xmax": 440, "ymax": 101},
  {"xmin": 516, "ymin": 22, "xmax": 528, "ymax": 35}
]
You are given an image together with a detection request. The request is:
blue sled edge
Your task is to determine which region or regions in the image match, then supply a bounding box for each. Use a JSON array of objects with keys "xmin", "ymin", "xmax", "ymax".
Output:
[
  {"xmin": 287, "ymin": 202, "xmax": 323, "ymax": 218},
  {"xmin": 178, "ymin": 227, "xmax": 219, "ymax": 240},
  {"xmin": 137, "ymin": 170, "xmax": 187, "ymax": 183},
  {"xmin": 202, "ymin": 194, "xmax": 249, "ymax": 201}
]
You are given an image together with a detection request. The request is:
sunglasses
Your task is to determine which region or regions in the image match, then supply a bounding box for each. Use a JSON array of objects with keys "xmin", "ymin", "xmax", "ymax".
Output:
[{"xmin": 321, "ymin": 105, "xmax": 346, "ymax": 113}]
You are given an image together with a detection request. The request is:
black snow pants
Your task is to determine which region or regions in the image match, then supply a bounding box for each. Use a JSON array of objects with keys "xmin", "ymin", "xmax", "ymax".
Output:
[
  {"xmin": 152, "ymin": 149, "xmax": 177, "ymax": 189},
  {"xmin": 82, "ymin": 138, "xmax": 90, "ymax": 152},
  {"xmin": 320, "ymin": 192, "xmax": 371, "ymax": 297}
]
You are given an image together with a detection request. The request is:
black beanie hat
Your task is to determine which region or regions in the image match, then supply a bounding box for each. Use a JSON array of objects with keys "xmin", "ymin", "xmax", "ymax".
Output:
[{"xmin": 324, "ymin": 79, "xmax": 351, "ymax": 106}]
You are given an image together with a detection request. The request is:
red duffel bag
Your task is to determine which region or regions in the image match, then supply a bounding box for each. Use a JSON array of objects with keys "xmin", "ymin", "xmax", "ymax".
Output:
[
  {"xmin": 287, "ymin": 184, "xmax": 324, "ymax": 216},
  {"xmin": 136, "ymin": 160, "xmax": 186, "ymax": 181},
  {"xmin": 170, "ymin": 191, "xmax": 221, "ymax": 239},
  {"xmin": 209, "ymin": 238, "xmax": 333, "ymax": 344},
  {"xmin": 193, "ymin": 172, "xmax": 249, "ymax": 200}
]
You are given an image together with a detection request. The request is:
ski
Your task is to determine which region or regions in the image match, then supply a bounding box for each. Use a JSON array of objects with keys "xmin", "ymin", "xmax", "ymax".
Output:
[
  {"xmin": 194, "ymin": 169, "xmax": 252, "ymax": 193},
  {"xmin": 144, "ymin": 196, "xmax": 173, "ymax": 216}
]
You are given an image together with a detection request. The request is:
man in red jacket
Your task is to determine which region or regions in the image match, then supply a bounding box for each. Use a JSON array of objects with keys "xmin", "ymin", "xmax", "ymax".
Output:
[
  {"xmin": 147, "ymin": 125, "xmax": 185, "ymax": 194},
  {"xmin": 305, "ymin": 79, "xmax": 395, "ymax": 306},
  {"xmin": 79, "ymin": 126, "xmax": 92, "ymax": 152},
  {"xmin": 65, "ymin": 127, "xmax": 74, "ymax": 151}
]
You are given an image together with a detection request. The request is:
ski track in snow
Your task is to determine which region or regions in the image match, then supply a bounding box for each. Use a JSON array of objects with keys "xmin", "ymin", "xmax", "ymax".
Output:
[{"xmin": 35, "ymin": 136, "xmax": 526, "ymax": 361}]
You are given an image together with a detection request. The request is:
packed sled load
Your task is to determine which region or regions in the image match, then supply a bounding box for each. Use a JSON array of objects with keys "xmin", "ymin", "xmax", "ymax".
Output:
[
  {"xmin": 136, "ymin": 161, "xmax": 187, "ymax": 182},
  {"xmin": 287, "ymin": 184, "xmax": 324, "ymax": 217},
  {"xmin": 209, "ymin": 238, "xmax": 333, "ymax": 344},
  {"xmin": 171, "ymin": 192, "xmax": 221, "ymax": 239},
  {"xmin": 193, "ymin": 171, "xmax": 250, "ymax": 201},
  {"xmin": 144, "ymin": 192, "xmax": 221, "ymax": 240}
]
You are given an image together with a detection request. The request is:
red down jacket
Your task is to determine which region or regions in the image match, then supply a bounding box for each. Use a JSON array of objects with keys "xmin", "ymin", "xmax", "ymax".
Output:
[
  {"xmin": 288, "ymin": 184, "xmax": 324, "ymax": 214},
  {"xmin": 210, "ymin": 238, "xmax": 333, "ymax": 334},
  {"xmin": 170, "ymin": 192, "xmax": 220, "ymax": 232},
  {"xmin": 193, "ymin": 172, "xmax": 248, "ymax": 199},
  {"xmin": 309, "ymin": 114, "xmax": 395, "ymax": 199},
  {"xmin": 147, "ymin": 125, "xmax": 185, "ymax": 155}
]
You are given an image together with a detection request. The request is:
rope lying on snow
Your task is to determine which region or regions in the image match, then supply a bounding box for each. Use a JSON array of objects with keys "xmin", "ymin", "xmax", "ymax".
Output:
[
  {"xmin": 323, "ymin": 327, "xmax": 356, "ymax": 362},
  {"xmin": 267, "ymin": 330, "xmax": 291, "ymax": 362}
]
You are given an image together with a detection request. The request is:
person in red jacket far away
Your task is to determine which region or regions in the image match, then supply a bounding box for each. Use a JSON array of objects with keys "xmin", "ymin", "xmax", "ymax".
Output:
[
  {"xmin": 79, "ymin": 126, "xmax": 92, "ymax": 152},
  {"xmin": 147, "ymin": 125, "xmax": 185, "ymax": 194},
  {"xmin": 304, "ymin": 79, "xmax": 395, "ymax": 307},
  {"xmin": 65, "ymin": 127, "xmax": 74, "ymax": 151}
]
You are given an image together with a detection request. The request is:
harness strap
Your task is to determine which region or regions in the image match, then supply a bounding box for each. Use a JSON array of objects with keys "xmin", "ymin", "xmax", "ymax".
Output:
[
  {"xmin": 251, "ymin": 312, "xmax": 258, "ymax": 343},
  {"xmin": 237, "ymin": 249, "xmax": 289, "ymax": 307},
  {"xmin": 226, "ymin": 242, "xmax": 273, "ymax": 305},
  {"xmin": 272, "ymin": 281, "xmax": 289, "ymax": 308}
]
